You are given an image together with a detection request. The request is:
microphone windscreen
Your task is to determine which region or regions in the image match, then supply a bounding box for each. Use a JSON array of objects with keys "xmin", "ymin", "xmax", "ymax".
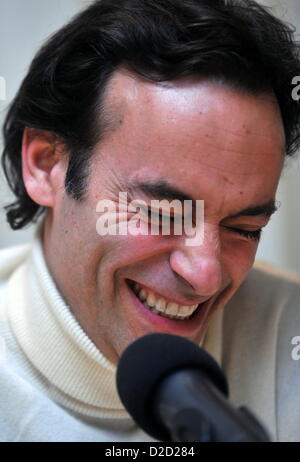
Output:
[{"xmin": 116, "ymin": 333, "xmax": 228, "ymax": 440}]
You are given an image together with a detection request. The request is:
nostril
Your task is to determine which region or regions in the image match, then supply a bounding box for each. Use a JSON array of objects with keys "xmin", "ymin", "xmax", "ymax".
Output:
[{"xmin": 174, "ymin": 272, "xmax": 196, "ymax": 292}]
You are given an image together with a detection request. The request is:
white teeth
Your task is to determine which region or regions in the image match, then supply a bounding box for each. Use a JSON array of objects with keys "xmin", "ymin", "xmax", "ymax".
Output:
[
  {"xmin": 132, "ymin": 282, "xmax": 200, "ymax": 320},
  {"xmin": 166, "ymin": 302, "xmax": 179, "ymax": 316},
  {"xmin": 179, "ymin": 305, "xmax": 195, "ymax": 317},
  {"xmin": 139, "ymin": 289, "xmax": 147, "ymax": 301},
  {"xmin": 156, "ymin": 299, "xmax": 166, "ymax": 311},
  {"xmin": 146, "ymin": 293, "xmax": 156, "ymax": 307}
]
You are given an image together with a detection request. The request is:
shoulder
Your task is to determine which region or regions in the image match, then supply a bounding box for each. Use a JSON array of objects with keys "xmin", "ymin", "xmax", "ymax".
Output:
[
  {"xmin": 0, "ymin": 242, "xmax": 31, "ymax": 328},
  {"xmin": 220, "ymin": 261, "xmax": 300, "ymax": 441},
  {"xmin": 0, "ymin": 243, "xmax": 30, "ymax": 285},
  {"xmin": 222, "ymin": 260, "xmax": 300, "ymax": 363},
  {"xmin": 244, "ymin": 262, "xmax": 300, "ymax": 442},
  {"xmin": 227, "ymin": 261, "xmax": 300, "ymax": 318},
  {"xmin": 249, "ymin": 260, "xmax": 300, "ymax": 287}
]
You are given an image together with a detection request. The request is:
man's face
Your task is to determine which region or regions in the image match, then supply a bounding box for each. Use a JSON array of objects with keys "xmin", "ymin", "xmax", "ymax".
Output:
[{"xmin": 44, "ymin": 71, "xmax": 285, "ymax": 364}]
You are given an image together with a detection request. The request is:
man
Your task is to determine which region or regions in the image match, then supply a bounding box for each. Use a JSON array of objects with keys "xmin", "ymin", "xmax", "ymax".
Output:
[{"xmin": 1, "ymin": 0, "xmax": 300, "ymax": 442}]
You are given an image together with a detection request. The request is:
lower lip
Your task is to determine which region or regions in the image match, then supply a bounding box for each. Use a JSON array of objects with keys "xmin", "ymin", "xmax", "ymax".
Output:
[{"xmin": 125, "ymin": 280, "xmax": 212, "ymax": 337}]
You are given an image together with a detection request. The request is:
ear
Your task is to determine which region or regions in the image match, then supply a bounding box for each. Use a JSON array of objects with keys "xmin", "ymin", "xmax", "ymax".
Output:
[{"xmin": 22, "ymin": 127, "xmax": 67, "ymax": 207}]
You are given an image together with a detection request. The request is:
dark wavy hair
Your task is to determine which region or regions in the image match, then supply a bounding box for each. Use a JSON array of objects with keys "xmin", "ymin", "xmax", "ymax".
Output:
[{"xmin": 2, "ymin": 0, "xmax": 300, "ymax": 229}]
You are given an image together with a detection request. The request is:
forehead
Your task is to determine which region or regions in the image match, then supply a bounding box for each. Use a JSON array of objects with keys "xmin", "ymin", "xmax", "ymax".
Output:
[
  {"xmin": 104, "ymin": 69, "xmax": 285, "ymax": 152},
  {"xmin": 98, "ymin": 69, "xmax": 285, "ymax": 209},
  {"xmin": 105, "ymin": 68, "xmax": 284, "ymax": 133}
]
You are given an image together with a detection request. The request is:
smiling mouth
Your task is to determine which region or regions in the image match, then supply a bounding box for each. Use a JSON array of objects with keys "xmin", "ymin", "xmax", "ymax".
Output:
[{"xmin": 127, "ymin": 280, "xmax": 202, "ymax": 321}]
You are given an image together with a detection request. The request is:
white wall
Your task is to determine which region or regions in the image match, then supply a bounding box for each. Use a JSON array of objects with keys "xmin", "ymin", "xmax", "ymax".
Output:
[
  {"xmin": 251, "ymin": 0, "xmax": 300, "ymax": 274},
  {"xmin": 0, "ymin": 0, "xmax": 300, "ymax": 274}
]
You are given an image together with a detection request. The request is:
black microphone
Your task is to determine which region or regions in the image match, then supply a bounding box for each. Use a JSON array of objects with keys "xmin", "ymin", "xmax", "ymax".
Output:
[{"xmin": 116, "ymin": 333, "xmax": 271, "ymax": 442}]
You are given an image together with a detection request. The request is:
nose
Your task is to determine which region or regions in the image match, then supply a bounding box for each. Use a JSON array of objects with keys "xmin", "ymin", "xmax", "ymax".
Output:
[{"xmin": 169, "ymin": 225, "xmax": 223, "ymax": 297}]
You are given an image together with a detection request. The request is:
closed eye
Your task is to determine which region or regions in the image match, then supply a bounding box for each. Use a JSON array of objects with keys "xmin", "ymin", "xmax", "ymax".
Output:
[
  {"xmin": 143, "ymin": 207, "xmax": 183, "ymax": 225},
  {"xmin": 226, "ymin": 227, "xmax": 263, "ymax": 241}
]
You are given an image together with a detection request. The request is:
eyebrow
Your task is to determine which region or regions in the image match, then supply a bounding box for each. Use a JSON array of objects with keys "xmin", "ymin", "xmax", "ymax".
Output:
[
  {"xmin": 226, "ymin": 201, "xmax": 279, "ymax": 220},
  {"xmin": 127, "ymin": 180, "xmax": 279, "ymax": 219},
  {"xmin": 128, "ymin": 180, "xmax": 192, "ymax": 202}
]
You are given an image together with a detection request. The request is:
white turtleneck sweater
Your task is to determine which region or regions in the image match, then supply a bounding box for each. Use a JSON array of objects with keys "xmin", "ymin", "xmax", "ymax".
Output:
[{"xmin": 0, "ymin": 228, "xmax": 300, "ymax": 442}]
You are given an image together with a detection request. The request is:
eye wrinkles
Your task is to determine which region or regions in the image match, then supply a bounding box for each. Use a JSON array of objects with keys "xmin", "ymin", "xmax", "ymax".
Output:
[
  {"xmin": 126, "ymin": 179, "xmax": 278, "ymax": 220},
  {"xmin": 124, "ymin": 179, "xmax": 278, "ymax": 243},
  {"xmin": 126, "ymin": 199, "xmax": 264, "ymax": 242}
]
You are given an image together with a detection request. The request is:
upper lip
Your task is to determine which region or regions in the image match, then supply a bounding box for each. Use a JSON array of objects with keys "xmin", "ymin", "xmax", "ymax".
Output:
[{"xmin": 128, "ymin": 279, "xmax": 212, "ymax": 307}]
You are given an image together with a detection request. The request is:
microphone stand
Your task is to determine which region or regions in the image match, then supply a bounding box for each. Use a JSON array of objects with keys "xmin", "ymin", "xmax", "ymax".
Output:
[{"xmin": 153, "ymin": 369, "xmax": 271, "ymax": 442}]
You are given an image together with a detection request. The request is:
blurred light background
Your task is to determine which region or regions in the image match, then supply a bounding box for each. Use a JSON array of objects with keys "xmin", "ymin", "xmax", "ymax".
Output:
[{"xmin": 0, "ymin": 0, "xmax": 300, "ymax": 274}]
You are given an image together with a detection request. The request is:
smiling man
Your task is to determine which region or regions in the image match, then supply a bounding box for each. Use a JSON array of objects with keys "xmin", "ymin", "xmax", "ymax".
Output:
[{"xmin": 1, "ymin": 0, "xmax": 300, "ymax": 442}]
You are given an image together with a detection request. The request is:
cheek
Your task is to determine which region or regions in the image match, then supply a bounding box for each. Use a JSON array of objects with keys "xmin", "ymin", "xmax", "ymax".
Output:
[
  {"xmin": 81, "ymin": 233, "xmax": 165, "ymax": 283},
  {"xmin": 110, "ymin": 234, "xmax": 173, "ymax": 267},
  {"xmin": 221, "ymin": 238, "xmax": 258, "ymax": 285}
]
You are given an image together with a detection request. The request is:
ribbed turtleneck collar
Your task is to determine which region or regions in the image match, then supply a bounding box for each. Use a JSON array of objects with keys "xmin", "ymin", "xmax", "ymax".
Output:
[{"xmin": 6, "ymin": 228, "xmax": 131, "ymax": 420}]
